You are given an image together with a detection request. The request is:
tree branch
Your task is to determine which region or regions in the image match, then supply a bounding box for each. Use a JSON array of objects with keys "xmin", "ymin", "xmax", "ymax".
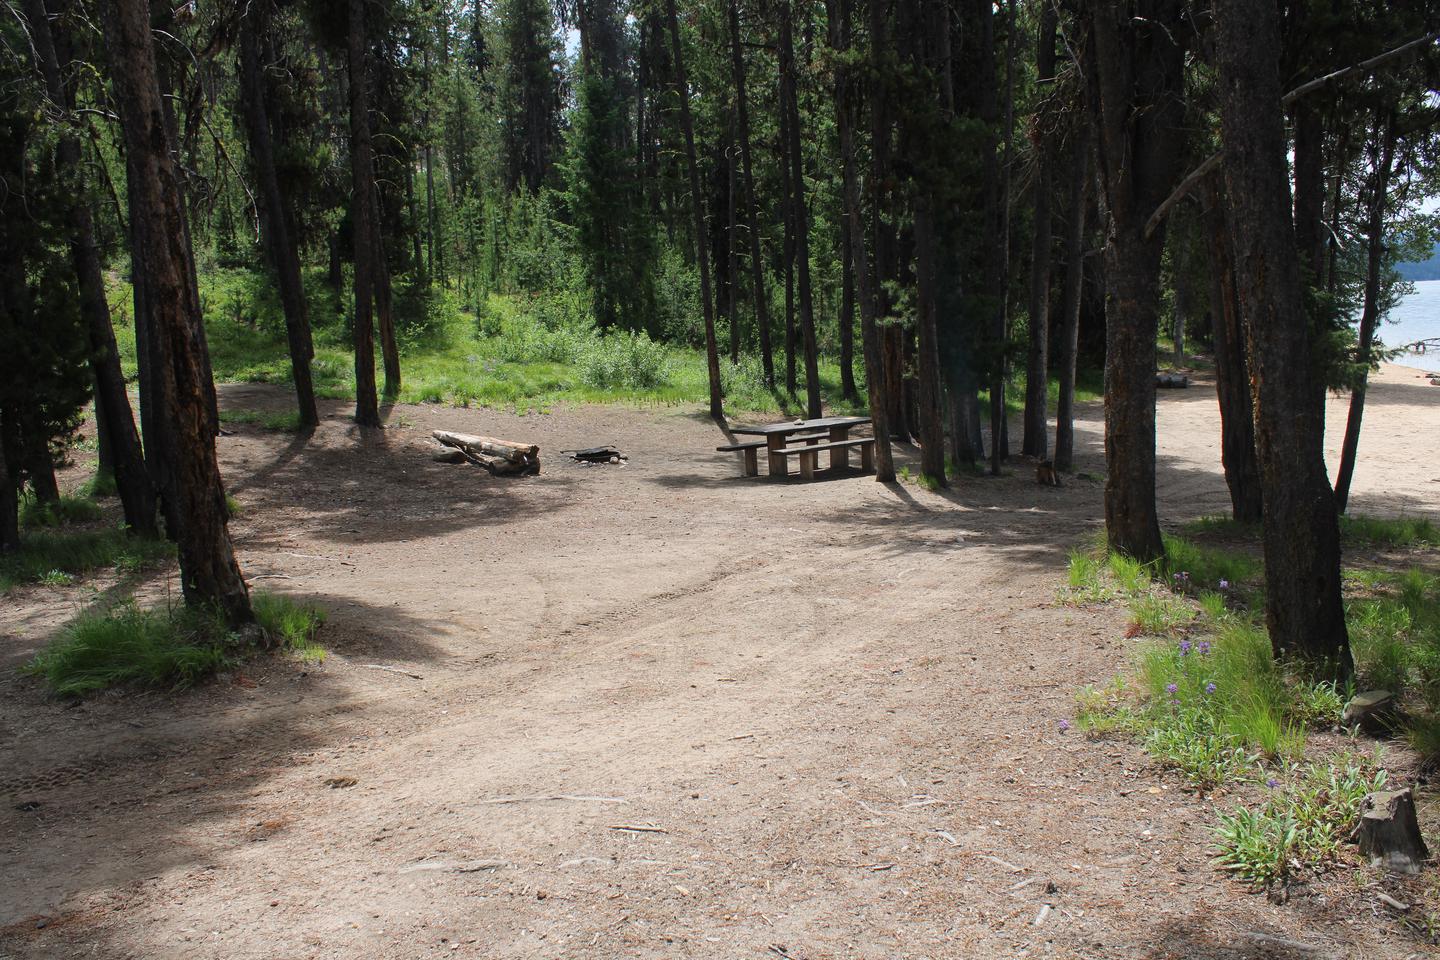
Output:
[{"xmin": 1144, "ymin": 30, "xmax": 1440, "ymax": 240}]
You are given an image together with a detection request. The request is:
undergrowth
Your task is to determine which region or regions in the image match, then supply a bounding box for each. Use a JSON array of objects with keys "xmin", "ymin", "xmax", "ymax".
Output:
[
  {"xmin": 1065, "ymin": 523, "xmax": 1440, "ymax": 890},
  {"xmin": 19, "ymin": 493, "xmax": 103, "ymax": 528},
  {"xmin": 0, "ymin": 527, "xmax": 174, "ymax": 591},
  {"xmin": 25, "ymin": 593, "xmax": 327, "ymax": 695}
]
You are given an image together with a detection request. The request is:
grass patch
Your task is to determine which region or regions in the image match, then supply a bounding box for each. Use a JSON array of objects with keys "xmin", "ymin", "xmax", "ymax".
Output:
[
  {"xmin": 1340, "ymin": 514, "xmax": 1440, "ymax": 548},
  {"xmin": 25, "ymin": 593, "xmax": 327, "ymax": 695},
  {"xmin": 219, "ymin": 408, "xmax": 305, "ymax": 432},
  {"xmin": 80, "ymin": 470, "xmax": 118, "ymax": 498},
  {"xmin": 0, "ymin": 527, "xmax": 173, "ymax": 591},
  {"xmin": 19, "ymin": 494, "xmax": 103, "ymax": 528}
]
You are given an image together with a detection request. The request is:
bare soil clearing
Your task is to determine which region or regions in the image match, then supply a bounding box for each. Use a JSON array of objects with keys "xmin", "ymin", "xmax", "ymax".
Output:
[{"xmin": 2, "ymin": 364, "xmax": 1437, "ymax": 959}]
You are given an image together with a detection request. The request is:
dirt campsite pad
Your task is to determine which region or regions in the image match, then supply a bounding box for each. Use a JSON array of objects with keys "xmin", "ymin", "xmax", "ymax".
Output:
[{"xmin": 2, "ymin": 365, "xmax": 1438, "ymax": 959}]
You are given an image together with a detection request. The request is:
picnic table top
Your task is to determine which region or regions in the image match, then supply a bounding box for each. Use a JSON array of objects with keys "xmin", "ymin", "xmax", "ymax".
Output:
[{"xmin": 729, "ymin": 415, "xmax": 871, "ymax": 436}]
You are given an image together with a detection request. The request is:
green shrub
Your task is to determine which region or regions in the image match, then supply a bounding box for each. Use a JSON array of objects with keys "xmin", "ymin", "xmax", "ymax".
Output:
[{"xmin": 579, "ymin": 331, "xmax": 669, "ymax": 390}]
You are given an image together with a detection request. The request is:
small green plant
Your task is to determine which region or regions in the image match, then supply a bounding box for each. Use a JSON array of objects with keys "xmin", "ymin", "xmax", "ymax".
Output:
[
  {"xmin": 1075, "ymin": 678, "xmax": 1140, "ymax": 736},
  {"xmin": 1061, "ymin": 549, "xmax": 1118, "ymax": 604},
  {"xmin": 226, "ymin": 494, "xmax": 243, "ymax": 518},
  {"xmin": 252, "ymin": 593, "xmax": 327, "ymax": 662},
  {"xmin": 1213, "ymin": 753, "xmax": 1385, "ymax": 887},
  {"xmin": 1107, "ymin": 552, "xmax": 1151, "ymax": 596},
  {"xmin": 19, "ymin": 494, "xmax": 103, "ymax": 528},
  {"xmin": 39, "ymin": 569, "xmax": 75, "ymax": 586},
  {"xmin": 1129, "ymin": 592, "xmax": 1195, "ymax": 636}
]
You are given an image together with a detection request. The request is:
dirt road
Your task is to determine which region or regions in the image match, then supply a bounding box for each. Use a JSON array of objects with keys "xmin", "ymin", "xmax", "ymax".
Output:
[{"xmin": 2, "ymin": 364, "xmax": 1437, "ymax": 959}]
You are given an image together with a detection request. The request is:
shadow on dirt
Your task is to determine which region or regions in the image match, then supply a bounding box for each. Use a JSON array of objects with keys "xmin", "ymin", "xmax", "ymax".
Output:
[{"xmin": 0, "ymin": 589, "xmax": 458, "ymax": 930}]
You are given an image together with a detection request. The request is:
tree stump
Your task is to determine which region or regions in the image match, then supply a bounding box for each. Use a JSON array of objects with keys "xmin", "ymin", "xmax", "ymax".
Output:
[
  {"xmin": 1341, "ymin": 690, "xmax": 1398, "ymax": 734},
  {"xmin": 1353, "ymin": 788, "xmax": 1430, "ymax": 874}
]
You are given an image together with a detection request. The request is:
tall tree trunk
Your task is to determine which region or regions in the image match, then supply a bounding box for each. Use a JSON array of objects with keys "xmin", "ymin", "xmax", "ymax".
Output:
[
  {"xmin": 372, "ymin": 213, "xmax": 401, "ymax": 399},
  {"xmin": 1082, "ymin": 1, "xmax": 1188, "ymax": 564},
  {"xmin": 780, "ymin": 85, "xmax": 798, "ymax": 399},
  {"xmin": 406, "ymin": 163, "xmax": 423, "ymax": 275},
  {"xmin": 728, "ymin": 0, "xmax": 775, "ymax": 387},
  {"xmin": 1200, "ymin": 175, "xmax": 1263, "ymax": 523},
  {"xmin": 1214, "ymin": 0, "xmax": 1350, "ymax": 678},
  {"xmin": 347, "ymin": 0, "xmax": 381, "ymax": 427},
  {"xmin": 1334, "ymin": 112, "xmax": 1397, "ymax": 513},
  {"xmin": 726, "ymin": 124, "xmax": 740, "ymax": 364},
  {"xmin": 127, "ymin": 150, "xmax": 182, "ymax": 539},
  {"xmin": 839, "ymin": 219, "xmax": 858, "ymax": 402},
  {"xmin": 833, "ymin": 0, "xmax": 893, "ymax": 480},
  {"xmin": 665, "ymin": 0, "xmax": 723, "ymax": 420},
  {"xmin": 1022, "ymin": 4, "xmax": 1057, "ymax": 460},
  {"xmin": 1054, "ymin": 122, "xmax": 1089, "ymax": 474},
  {"xmin": 990, "ymin": 0, "xmax": 1018, "ymax": 473},
  {"xmin": 0, "ymin": 408, "xmax": 15, "ymax": 550},
  {"xmin": 238, "ymin": 1, "xmax": 319, "ymax": 429},
  {"xmin": 104, "ymin": 0, "xmax": 253, "ymax": 626},
  {"xmin": 780, "ymin": 4, "xmax": 822, "ymax": 418},
  {"xmin": 27, "ymin": 0, "xmax": 154, "ymax": 533}
]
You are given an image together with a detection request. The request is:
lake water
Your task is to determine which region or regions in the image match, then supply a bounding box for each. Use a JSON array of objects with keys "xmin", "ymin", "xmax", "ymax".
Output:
[{"xmin": 1387, "ymin": 279, "xmax": 1440, "ymax": 361}]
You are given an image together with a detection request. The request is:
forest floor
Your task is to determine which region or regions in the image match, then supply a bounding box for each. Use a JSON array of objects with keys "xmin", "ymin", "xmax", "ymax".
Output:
[{"xmin": 2, "ymin": 363, "xmax": 1438, "ymax": 960}]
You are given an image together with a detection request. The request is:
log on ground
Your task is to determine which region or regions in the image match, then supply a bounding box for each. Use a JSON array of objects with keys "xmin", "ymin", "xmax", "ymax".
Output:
[{"xmin": 432, "ymin": 430, "xmax": 540, "ymax": 475}]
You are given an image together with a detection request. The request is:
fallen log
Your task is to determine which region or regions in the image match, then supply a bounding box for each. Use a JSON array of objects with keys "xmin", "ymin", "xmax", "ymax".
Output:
[{"xmin": 432, "ymin": 430, "xmax": 540, "ymax": 475}]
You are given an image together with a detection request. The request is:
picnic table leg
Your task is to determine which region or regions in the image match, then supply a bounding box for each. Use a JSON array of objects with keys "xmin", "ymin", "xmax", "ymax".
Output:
[
  {"xmin": 828, "ymin": 425, "xmax": 850, "ymax": 470},
  {"xmin": 742, "ymin": 447, "xmax": 758, "ymax": 477},
  {"xmin": 860, "ymin": 440, "xmax": 875, "ymax": 472},
  {"xmin": 800, "ymin": 449, "xmax": 817, "ymax": 480},
  {"xmin": 767, "ymin": 434, "xmax": 787, "ymax": 477}
]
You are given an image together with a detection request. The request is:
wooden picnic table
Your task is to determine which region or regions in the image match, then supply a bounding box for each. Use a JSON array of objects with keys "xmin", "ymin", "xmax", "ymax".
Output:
[{"xmin": 729, "ymin": 415, "xmax": 873, "ymax": 477}]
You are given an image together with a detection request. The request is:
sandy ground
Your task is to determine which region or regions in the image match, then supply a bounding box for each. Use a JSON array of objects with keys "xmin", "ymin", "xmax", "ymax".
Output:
[{"xmin": 1, "ymin": 363, "xmax": 1438, "ymax": 960}]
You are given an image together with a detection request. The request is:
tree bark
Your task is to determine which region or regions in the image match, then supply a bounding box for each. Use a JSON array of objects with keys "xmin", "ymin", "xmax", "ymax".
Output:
[
  {"xmin": 1022, "ymin": 5, "xmax": 1057, "ymax": 460},
  {"xmin": 779, "ymin": 4, "xmax": 822, "ymax": 419},
  {"xmin": 103, "ymin": 0, "xmax": 252, "ymax": 626},
  {"xmin": 0, "ymin": 408, "xmax": 15, "ymax": 550},
  {"xmin": 1082, "ymin": 1, "xmax": 1188, "ymax": 564},
  {"xmin": 238, "ymin": 0, "xmax": 319, "ymax": 429},
  {"xmin": 833, "ymin": 0, "xmax": 893, "ymax": 480},
  {"xmin": 1334, "ymin": 112, "xmax": 1397, "ymax": 513},
  {"xmin": 26, "ymin": 0, "xmax": 155, "ymax": 533},
  {"xmin": 1054, "ymin": 122, "xmax": 1089, "ymax": 474},
  {"xmin": 1200, "ymin": 175, "xmax": 1263, "ymax": 523},
  {"xmin": 727, "ymin": 0, "xmax": 775, "ymax": 388},
  {"xmin": 1214, "ymin": 0, "xmax": 1351, "ymax": 678},
  {"xmin": 665, "ymin": 0, "xmax": 723, "ymax": 420},
  {"xmin": 839, "ymin": 217, "xmax": 858, "ymax": 402},
  {"xmin": 347, "ymin": 0, "xmax": 381, "ymax": 427}
]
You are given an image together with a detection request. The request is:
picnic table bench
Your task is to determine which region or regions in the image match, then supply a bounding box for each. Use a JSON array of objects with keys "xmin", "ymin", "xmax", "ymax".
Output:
[{"xmin": 718, "ymin": 416, "xmax": 874, "ymax": 478}]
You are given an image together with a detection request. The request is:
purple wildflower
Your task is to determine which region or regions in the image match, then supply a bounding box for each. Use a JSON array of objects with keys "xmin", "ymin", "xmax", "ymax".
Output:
[
  {"xmin": 1266, "ymin": 778, "xmax": 1279, "ymax": 789},
  {"xmin": 1219, "ymin": 579, "xmax": 1230, "ymax": 590},
  {"xmin": 1165, "ymin": 683, "xmax": 1178, "ymax": 694},
  {"xmin": 1198, "ymin": 641, "xmax": 1211, "ymax": 656},
  {"xmin": 1180, "ymin": 640, "xmax": 1192, "ymax": 656},
  {"xmin": 1205, "ymin": 682, "xmax": 1217, "ymax": 695},
  {"xmin": 1058, "ymin": 719, "xmax": 1071, "ymax": 733}
]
